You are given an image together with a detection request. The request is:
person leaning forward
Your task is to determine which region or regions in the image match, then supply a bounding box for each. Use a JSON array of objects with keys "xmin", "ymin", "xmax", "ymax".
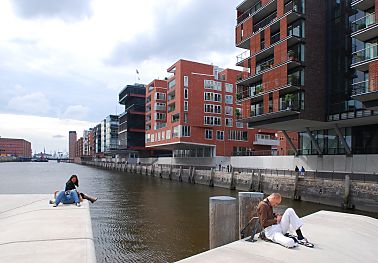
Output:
[{"xmin": 257, "ymin": 193, "xmax": 314, "ymax": 248}]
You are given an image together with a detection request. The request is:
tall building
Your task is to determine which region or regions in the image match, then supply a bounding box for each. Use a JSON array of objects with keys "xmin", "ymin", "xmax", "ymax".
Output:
[
  {"xmin": 145, "ymin": 59, "xmax": 277, "ymax": 157},
  {"xmin": 118, "ymin": 84, "xmax": 147, "ymax": 156},
  {"xmin": 101, "ymin": 115, "xmax": 119, "ymax": 154},
  {"xmin": 235, "ymin": 0, "xmax": 378, "ymax": 156},
  {"xmin": 0, "ymin": 138, "xmax": 32, "ymax": 157},
  {"xmin": 68, "ymin": 131, "xmax": 77, "ymax": 159},
  {"xmin": 82, "ymin": 130, "xmax": 90, "ymax": 156}
]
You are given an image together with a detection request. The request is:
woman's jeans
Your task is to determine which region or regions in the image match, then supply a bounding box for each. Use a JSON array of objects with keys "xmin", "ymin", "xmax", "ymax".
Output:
[{"xmin": 55, "ymin": 190, "xmax": 80, "ymax": 205}]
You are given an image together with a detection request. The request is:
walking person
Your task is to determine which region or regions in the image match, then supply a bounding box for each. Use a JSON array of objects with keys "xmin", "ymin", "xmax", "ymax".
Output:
[
  {"xmin": 257, "ymin": 193, "xmax": 314, "ymax": 248},
  {"xmin": 300, "ymin": 166, "xmax": 305, "ymax": 176},
  {"xmin": 295, "ymin": 166, "xmax": 299, "ymax": 174}
]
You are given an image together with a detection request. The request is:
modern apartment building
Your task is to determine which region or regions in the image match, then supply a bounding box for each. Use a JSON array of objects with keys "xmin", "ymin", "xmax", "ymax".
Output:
[
  {"xmin": 145, "ymin": 59, "xmax": 277, "ymax": 157},
  {"xmin": 118, "ymin": 84, "xmax": 148, "ymax": 157},
  {"xmin": 68, "ymin": 131, "xmax": 77, "ymax": 158},
  {"xmin": 100, "ymin": 115, "xmax": 119, "ymax": 154},
  {"xmin": 235, "ymin": 0, "xmax": 378, "ymax": 155},
  {"xmin": 0, "ymin": 138, "xmax": 32, "ymax": 157}
]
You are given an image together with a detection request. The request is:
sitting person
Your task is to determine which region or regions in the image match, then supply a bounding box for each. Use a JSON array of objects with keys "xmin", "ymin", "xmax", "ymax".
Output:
[
  {"xmin": 257, "ymin": 193, "xmax": 314, "ymax": 248},
  {"xmin": 52, "ymin": 175, "xmax": 97, "ymax": 207}
]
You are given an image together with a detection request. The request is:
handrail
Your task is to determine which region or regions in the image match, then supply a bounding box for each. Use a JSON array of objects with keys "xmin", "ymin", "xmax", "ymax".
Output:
[{"xmin": 351, "ymin": 12, "xmax": 376, "ymax": 32}]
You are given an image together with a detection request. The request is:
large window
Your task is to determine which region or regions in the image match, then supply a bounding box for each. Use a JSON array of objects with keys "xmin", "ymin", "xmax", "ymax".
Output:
[
  {"xmin": 205, "ymin": 129, "xmax": 213, "ymax": 140},
  {"xmin": 225, "ymin": 106, "xmax": 233, "ymax": 116},
  {"xmin": 228, "ymin": 130, "xmax": 248, "ymax": 141},
  {"xmin": 204, "ymin": 80, "xmax": 222, "ymax": 91},
  {"xmin": 184, "ymin": 101, "xmax": 188, "ymax": 112},
  {"xmin": 155, "ymin": 92, "xmax": 166, "ymax": 100},
  {"xmin": 204, "ymin": 116, "xmax": 221, "ymax": 126},
  {"xmin": 225, "ymin": 118, "xmax": 233, "ymax": 127},
  {"xmin": 204, "ymin": 92, "xmax": 222, "ymax": 102},
  {"xmin": 182, "ymin": 126, "xmax": 191, "ymax": 137},
  {"xmin": 225, "ymin": 95, "xmax": 233, "ymax": 105},
  {"xmin": 184, "ymin": 76, "xmax": 189, "ymax": 87},
  {"xmin": 184, "ymin": 88, "xmax": 188, "ymax": 99},
  {"xmin": 225, "ymin": 83, "xmax": 233, "ymax": 93},
  {"xmin": 216, "ymin": 131, "xmax": 224, "ymax": 140},
  {"xmin": 169, "ymin": 79, "xmax": 176, "ymax": 89}
]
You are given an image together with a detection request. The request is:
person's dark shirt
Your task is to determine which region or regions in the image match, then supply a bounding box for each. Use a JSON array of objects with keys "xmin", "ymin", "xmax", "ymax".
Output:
[{"xmin": 65, "ymin": 181, "xmax": 76, "ymax": 191}]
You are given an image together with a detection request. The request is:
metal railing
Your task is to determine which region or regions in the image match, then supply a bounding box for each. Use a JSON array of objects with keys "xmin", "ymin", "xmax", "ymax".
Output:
[
  {"xmin": 279, "ymin": 100, "xmax": 301, "ymax": 111},
  {"xmin": 352, "ymin": 43, "xmax": 378, "ymax": 64},
  {"xmin": 351, "ymin": 12, "xmax": 376, "ymax": 32},
  {"xmin": 236, "ymin": 50, "xmax": 251, "ymax": 63},
  {"xmin": 253, "ymin": 11, "xmax": 277, "ymax": 32},
  {"xmin": 351, "ymin": 80, "xmax": 369, "ymax": 95}
]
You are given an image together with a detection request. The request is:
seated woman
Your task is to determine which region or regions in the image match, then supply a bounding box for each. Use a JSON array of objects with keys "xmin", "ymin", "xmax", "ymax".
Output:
[{"xmin": 52, "ymin": 175, "xmax": 97, "ymax": 207}]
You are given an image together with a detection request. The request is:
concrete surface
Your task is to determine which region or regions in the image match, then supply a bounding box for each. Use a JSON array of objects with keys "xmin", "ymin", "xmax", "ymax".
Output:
[
  {"xmin": 0, "ymin": 194, "xmax": 96, "ymax": 263},
  {"xmin": 177, "ymin": 211, "xmax": 378, "ymax": 263}
]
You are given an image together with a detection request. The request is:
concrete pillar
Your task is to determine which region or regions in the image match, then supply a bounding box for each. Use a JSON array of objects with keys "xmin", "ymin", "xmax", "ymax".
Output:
[
  {"xmin": 230, "ymin": 168, "xmax": 236, "ymax": 190},
  {"xmin": 191, "ymin": 167, "xmax": 196, "ymax": 184},
  {"xmin": 209, "ymin": 196, "xmax": 237, "ymax": 249},
  {"xmin": 238, "ymin": 192, "xmax": 264, "ymax": 239}
]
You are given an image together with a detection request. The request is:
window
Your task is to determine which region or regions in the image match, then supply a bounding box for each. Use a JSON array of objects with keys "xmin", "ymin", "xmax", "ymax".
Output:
[
  {"xmin": 184, "ymin": 76, "xmax": 189, "ymax": 87},
  {"xmin": 214, "ymin": 93, "xmax": 222, "ymax": 102},
  {"xmin": 236, "ymin": 122, "xmax": 244, "ymax": 128},
  {"xmin": 184, "ymin": 101, "xmax": 188, "ymax": 112},
  {"xmin": 215, "ymin": 81, "xmax": 222, "ymax": 91},
  {"xmin": 146, "ymin": 134, "xmax": 151, "ymax": 143},
  {"xmin": 225, "ymin": 83, "xmax": 233, "ymax": 93},
  {"xmin": 225, "ymin": 118, "xmax": 233, "ymax": 127},
  {"xmin": 228, "ymin": 130, "xmax": 248, "ymax": 141},
  {"xmin": 225, "ymin": 95, "xmax": 233, "ymax": 104},
  {"xmin": 184, "ymin": 113, "xmax": 188, "ymax": 123},
  {"xmin": 204, "ymin": 104, "xmax": 213, "ymax": 113},
  {"xmin": 172, "ymin": 113, "xmax": 180, "ymax": 123},
  {"xmin": 157, "ymin": 132, "xmax": 161, "ymax": 141},
  {"xmin": 172, "ymin": 126, "xmax": 179, "ymax": 138},
  {"xmin": 155, "ymin": 92, "xmax": 166, "ymax": 100},
  {"xmin": 184, "ymin": 88, "xmax": 188, "ymax": 99},
  {"xmin": 151, "ymin": 134, "xmax": 155, "ymax": 142},
  {"xmin": 168, "ymin": 103, "xmax": 176, "ymax": 112},
  {"xmin": 182, "ymin": 126, "xmax": 191, "ymax": 137},
  {"xmin": 154, "ymin": 102, "xmax": 166, "ymax": 111},
  {"xmin": 204, "ymin": 80, "xmax": 222, "ymax": 91},
  {"xmin": 168, "ymin": 79, "xmax": 176, "ymax": 89},
  {"xmin": 161, "ymin": 132, "xmax": 165, "ymax": 140},
  {"xmin": 204, "ymin": 92, "xmax": 213, "ymax": 101},
  {"xmin": 204, "ymin": 116, "xmax": 221, "ymax": 126},
  {"xmin": 214, "ymin": 105, "xmax": 221, "ymax": 114},
  {"xmin": 225, "ymin": 106, "xmax": 233, "ymax": 116},
  {"xmin": 205, "ymin": 129, "xmax": 213, "ymax": 140},
  {"xmin": 154, "ymin": 112, "xmax": 166, "ymax": 120},
  {"xmin": 166, "ymin": 130, "xmax": 171, "ymax": 140},
  {"xmin": 216, "ymin": 131, "xmax": 224, "ymax": 140},
  {"xmin": 154, "ymin": 123, "xmax": 166, "ymax": 130}
]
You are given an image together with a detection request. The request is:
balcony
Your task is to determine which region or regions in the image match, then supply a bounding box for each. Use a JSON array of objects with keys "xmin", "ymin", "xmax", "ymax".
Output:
[
  {"xmin": 351, "ymin": 43, "xmax": 378, "ymax": 71},
  {"xmin": 351, "ymin": 12, "xmax": 378, "ymax": 42},
  {"xmin": 236, "ymin": 0, "xmax": 304, "ymax": 49},
  {"xmin": 253, "ymin": 134, "xmax": 280, "ymax": 146},
  {"xmin": 351, "ymin": 0, "xmax": 376, "ymax": 11},
  {"xmin": 237, "ymin": 50, "xmax": 302, "ymax": 86},
  {"xmin": 236, "ymin": 50, "xmax": 251, "ymax": 64},
  {"xmin": 236, "ymin": 1, "xmax": 262, "ymax": 25},
  {"xmin": 154, "ymin": 104, "xmax": 166, "ymax": 111},
  {"xmin": 351, "ymin": 80, "xmax": 378, "ymax": 110}
]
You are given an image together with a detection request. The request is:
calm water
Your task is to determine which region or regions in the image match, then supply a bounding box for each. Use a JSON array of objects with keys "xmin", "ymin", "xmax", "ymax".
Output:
[{"xmin": 1, "ymin": 162, "xmax": 377, "ymax": 262}]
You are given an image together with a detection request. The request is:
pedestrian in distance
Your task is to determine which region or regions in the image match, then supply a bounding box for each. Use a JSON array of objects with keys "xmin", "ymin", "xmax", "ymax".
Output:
[
  {"xmin": 295, "ymin": 166, "xmax": 299, "ymax": 173},
  {"xmin": 300, "ymin": 166, "xmax": 305, "ymax": 176},
  {"xmin": 51, "ymin": 175, "xmax": 97, "ymax": 207}
]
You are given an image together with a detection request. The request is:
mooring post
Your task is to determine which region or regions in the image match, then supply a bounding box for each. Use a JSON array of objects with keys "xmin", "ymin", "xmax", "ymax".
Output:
[
  {"xmin": 151, "ymin": 164, "xmax": 155, "ymax": 176},
  {"xmin": 179, "ymin": 166, "xmax": 183, "ymax": 182},
  {"xmin": 191, "ymin": 167, "xmax": 196, "ymax": 184},
  {"xmin": 248, "ymin": 170, "xmax": 255, "ymax": 191},
  {"xmin": 238, "ymin": 192, "xmax": 264, "ymax": 239},
  {"xmin": 257, "ymin": 170, "xmax": 262, "ymax": 192},
  {"xmin": 293, "ymin": 173, "xmax": 300, "ymax": 200},
  {"xmin": 188, "ymin": 166, "xmax": 192, "ymax": 183},
  {"xmin": 343, "ymin": 174, "xmax": 351, "ymax": 208},
  {"xmin": 169, "ymin": 165, "xmax": 172, "ymax": 180},
  {"xmin": 159, "ymin": 165, "xmax": 163, "ymax": 178},
  {"xmin": 230, "ymin": 167, "xmax": 236, "ymax": 190},
  {"xmin": 209, "ymin": 168, "xmax": 214, "ymax": 187},
  {"xmin": 209, "ymin": 196, "xmax": 237, "ymax": 249}
]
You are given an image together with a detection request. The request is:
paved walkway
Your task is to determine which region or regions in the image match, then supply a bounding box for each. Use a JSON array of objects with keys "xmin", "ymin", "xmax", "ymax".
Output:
[
  {"xmin": 0, "ymin": 194, "xmax": 96, "ymax": 263},
  {"xmin": 177, "ymin": 211, "xmax": 378, "ymax": 263}
]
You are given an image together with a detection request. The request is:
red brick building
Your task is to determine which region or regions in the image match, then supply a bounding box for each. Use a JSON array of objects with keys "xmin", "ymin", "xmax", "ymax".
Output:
[
  {"xmin": 69, "ymin": 131, "xmax": 77, "ymax": 159},
  {"xmin": 145, "ymin": 59, "xmax": 277, "ymax": 157},
  {"xmin": 0, "ymin": 138, "xmax": 32, "ymax": 157}
]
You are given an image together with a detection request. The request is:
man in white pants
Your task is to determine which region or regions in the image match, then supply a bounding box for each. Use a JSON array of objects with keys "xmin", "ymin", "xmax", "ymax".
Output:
[{"xmin": 257, "ymin": 193, "xmax": 314, "ymax": 248}]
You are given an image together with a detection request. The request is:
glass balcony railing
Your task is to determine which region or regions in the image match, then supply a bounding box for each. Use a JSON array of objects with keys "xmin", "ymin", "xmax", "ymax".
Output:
[
  {"xmin": 253, "ymin": 11, "xmax": 277, "ymax": 32},
  {"xmin": 351, "ymin": 12, "xmax": 376, "ymax": 32},
  {"xmin": 236, "ymin": 50, "xmax": 250, "ymax": 63},
  {"xmin": 237, "ymin": 1, "xmax": 262, "ymax": 24},
  {"xmin": 250, "ymin": 106, "xmax": 264, "ymax": 116},
  {"xmin": 352, "ymin": 43, "xmax": 378, "ymax": 64},
  {"xmin": 256, "ymin": 57, "xmax": 275, "ymax": 74},
  {"xmin": 284, "ymin": 0, "xmax": 305, "ymax": 14},
  {"xmin": 352, "ymin": 80, "xmax": 369, "ymax": 96},
  {"xmin": 280, "ymin": 100, "xmax": 301, "ymax": 111}
]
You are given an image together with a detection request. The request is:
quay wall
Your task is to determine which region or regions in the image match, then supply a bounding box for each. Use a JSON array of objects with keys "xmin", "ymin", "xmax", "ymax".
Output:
[{"xmin": 83, "ymin": 161, "xmax": 378, "ymax": 213}]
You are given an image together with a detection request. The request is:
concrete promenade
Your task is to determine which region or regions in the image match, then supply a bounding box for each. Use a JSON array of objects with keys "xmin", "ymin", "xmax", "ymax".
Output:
[
  {"xmin": 177, "ymin": 211, "xmax": 378, "ymax": 263},
  {"xmin": 0, "ymin": 194, "xmax": 96, "ymax": 263}
]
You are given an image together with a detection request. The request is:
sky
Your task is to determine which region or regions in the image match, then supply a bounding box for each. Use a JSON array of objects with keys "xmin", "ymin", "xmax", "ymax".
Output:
[{"xmin": 0, "ymin": 0, "xmax": 240, "ymax": 153}]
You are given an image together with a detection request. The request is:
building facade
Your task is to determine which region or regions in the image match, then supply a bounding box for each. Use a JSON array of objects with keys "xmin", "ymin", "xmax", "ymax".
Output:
[
  {"xmin": 101, "ymin": 115, "xmax": 119, "ymax": 154},
  {"xmin": 0, "ymin": 138, "xmax": 32, "ymax": 157},
  {"xmin": 118, "ymin": 84, "xmax": 147, "ymax": 157},
  {"xmin": 145, "ymin": 59, "xmax": 276, "ymax": 157},
  {"xmin": 235, "ymin": 0, "xmax": 378, "ymax": 155},
  {"xmin": 68, "ymin": 131, "xmax": 77, "ymax": 159}
]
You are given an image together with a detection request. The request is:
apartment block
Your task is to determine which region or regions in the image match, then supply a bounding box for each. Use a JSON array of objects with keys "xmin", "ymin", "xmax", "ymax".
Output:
[
  {"xmin": 0, "ymin": 138, "xmax": 32, "ymax": 157},
  {"xmin": 145, "ymin": 59, "xmax": 276, "ymax": 157},
  {"xmin": 235, "ymin": 0, "xmax": 378, "ymax": 155}
]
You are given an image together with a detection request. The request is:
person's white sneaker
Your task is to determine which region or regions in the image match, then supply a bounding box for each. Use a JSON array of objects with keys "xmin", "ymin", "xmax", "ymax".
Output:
[
  {"xmin": 53, "ymin": 203, "xmax": 58, "ymax": 207},
  {"xmin": 76, "ymin": 203, "xmax": 81, "ymax": 207}
]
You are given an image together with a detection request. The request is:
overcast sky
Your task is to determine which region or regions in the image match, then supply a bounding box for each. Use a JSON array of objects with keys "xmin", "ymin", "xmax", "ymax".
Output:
[{"xmin": 0, "ymin": 0, "xmax": 240, "ymax": 153}]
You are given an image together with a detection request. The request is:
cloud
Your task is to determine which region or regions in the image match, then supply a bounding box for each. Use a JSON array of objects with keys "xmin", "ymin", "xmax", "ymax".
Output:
[
  {"xmin": 10, "ymin": 0, "xmax": 93, "ymax": 22},
  {"xmin": 7, "ymin": 92, "xmax": 51, "ymax": 115},
  {"xmin": 105, "ymin": 0, "xmax": 237, "ymax": 66},
  {"xmin": 62, "ymin": 105, "xmax": 90, "ymax": 120},
  {"xmin": 52, "ymin": 135, "xmax": 65, "ymax": 139}
]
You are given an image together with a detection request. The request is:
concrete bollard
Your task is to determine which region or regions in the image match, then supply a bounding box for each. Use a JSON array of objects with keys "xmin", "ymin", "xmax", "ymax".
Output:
[
  {"xmin": 343, "ymin": 175, "xmax": 352, "ymax": 209},
  {"xmin": 169, "ymin": 165, "xmax": 172, "ymax": 180},
  {"xmin": 209, "ymin": 196, "xmax": 237, "ymax": 249},
  {"xmin": 159, "ymin": 165, "xmax": 163, "ymax": 178},
  {"xmin": 179, "ymin": 166, "xmax": 183, "ymax": 182},
  {"xmin": 230, "ymin": 168, "xmax": 236, "ymax": 190},
  {"xmin": 191, "ymin": 167, "xmax": 196, "ymax": 184},
  {"xmin": 238, "ymin": 192, "xmax": 264, "ymax": 239}
]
